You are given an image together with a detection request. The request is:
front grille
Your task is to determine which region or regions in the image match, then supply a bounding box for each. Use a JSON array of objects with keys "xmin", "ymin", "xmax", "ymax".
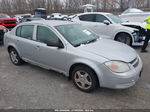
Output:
[
  {"xmin": 130, "ymin": 57, "xmax": 139, "ymax": 68},
  {"xmin": 4, "ymin": 22, "xmax": 16, "ymax": 24},
  {"xmin": 3, "ymin": 20, "xmax": 16, "ymax": 24},
  {"xmin": 5, "ymin": 25, "xmax": 15, "ymax": 29}
]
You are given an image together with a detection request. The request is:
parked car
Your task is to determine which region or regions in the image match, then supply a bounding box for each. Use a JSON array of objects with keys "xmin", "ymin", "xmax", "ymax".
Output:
[
  {"xmin": 0, "ymin": 13, "xmax": 17, "ymax": 44},
  {"xmin": 34, "ymin": 8, "xmax": 47, "ymax": 19},
  {"xmin": 120, "ymin": 8, "xmax": 150, "ymax": 22},
  {"xmin": 71, "ymin": 12, "xmax": 145, "ymax": 46},
  {"xmin": 4, "ymin": 20, "xmax": 143, "ymax": 92},
  {"xmin": 47, "ymin": 13, "xmax": 68, "ymax": 20},
  {"xmin": 19, "ymin": 17, "xmax": 44, "ymax": 23},
  {"xmin": 121, "ymin": 8, "xmax": 144, "ymax": 14},
  {"xmin": 0, "ymin": 13, "xmax": 17, "ymax": 29},
  {"xmin": 13, "ymin": 13, "xmax": 32, "ymax": 22}
]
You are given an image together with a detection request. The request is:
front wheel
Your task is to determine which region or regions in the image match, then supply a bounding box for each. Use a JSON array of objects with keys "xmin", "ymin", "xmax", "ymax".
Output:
[
  {"xmin": 115, "ymin": 33, "xmax": 132, "ymax": 46},
  {"xmin": 72, "ymin": 66, "xmax": 99, "ymax": 92},
  {"xmin": 9, "ymin": 48, "xmax": 24, "ymax": 65}
]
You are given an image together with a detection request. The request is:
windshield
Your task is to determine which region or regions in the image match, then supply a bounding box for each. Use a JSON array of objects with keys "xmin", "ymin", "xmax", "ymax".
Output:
[
  {"xmin": 0, "ymin": 14, "xmax": 10, "ymax": 18},
  {"xmin": 107, "ymin": 14, "xmax": 124, "ymax": 24},
  {"xmin": 56, "ymin": 24, "xmax": 98, "ymax": 47}
]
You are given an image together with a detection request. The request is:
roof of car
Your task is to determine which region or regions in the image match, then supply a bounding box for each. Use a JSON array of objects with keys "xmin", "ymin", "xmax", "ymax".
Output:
[
  {"xmin": 19, "ymin": 20, "xmax": 75, "ymax": 27},
  {"xmin": 76, "ymin": 12, "xmax": 110, "ymax": 16}
]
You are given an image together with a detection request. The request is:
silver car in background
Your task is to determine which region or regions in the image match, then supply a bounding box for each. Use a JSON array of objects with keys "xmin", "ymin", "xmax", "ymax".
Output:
[
  {"xmin": 120, "ymin": 8, "xmax": 150, "ymax": 22},
  {"xmin": 4, "ymin": 20, "xmax": 143, "ymax": 92}
]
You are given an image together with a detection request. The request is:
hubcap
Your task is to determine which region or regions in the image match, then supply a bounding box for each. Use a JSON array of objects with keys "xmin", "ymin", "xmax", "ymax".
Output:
[
  {"xmin": 10, "ymin": 51, "xmax": 18, "ymax": 64},
  {"xmin": 74, "ymin": 70, "xmax": 92, "ymax": 89}
]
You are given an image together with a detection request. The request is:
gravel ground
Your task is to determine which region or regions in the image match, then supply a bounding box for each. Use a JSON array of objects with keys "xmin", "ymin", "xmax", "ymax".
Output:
[{"xmin": 0, "ymin": 45, "xmax": 150, "ymax": 109}]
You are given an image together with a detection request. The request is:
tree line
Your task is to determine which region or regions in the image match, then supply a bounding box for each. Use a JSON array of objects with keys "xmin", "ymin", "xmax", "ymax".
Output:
[{"xmin": 0, "ymin": 0, "xmax": 150, "ymax": 15}]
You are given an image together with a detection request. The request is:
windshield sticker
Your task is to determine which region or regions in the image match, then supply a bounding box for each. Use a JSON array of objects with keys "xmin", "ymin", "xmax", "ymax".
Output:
[{"xmin": 83, "ymin": 30, "xmax": 91, "ymax": 35}]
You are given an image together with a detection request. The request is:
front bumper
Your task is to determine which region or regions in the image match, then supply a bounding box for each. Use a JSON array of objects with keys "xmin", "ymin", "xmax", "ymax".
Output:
[{"xmin": 99, "ymin": 56, "xmax": 143, "ymax": 89}]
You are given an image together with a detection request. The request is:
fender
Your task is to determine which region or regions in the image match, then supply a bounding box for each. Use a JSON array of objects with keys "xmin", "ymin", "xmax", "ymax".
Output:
[
  {"xmin": 113, "ymin": 28, "xmax": 134, "ymax": 44},
  {"xmin": 67, "ymin": 58, "xmax": 106, "ymax": 86}
]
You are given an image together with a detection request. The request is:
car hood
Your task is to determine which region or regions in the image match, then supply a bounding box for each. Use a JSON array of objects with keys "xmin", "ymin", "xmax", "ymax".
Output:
[
  {"xmin": 78, "ymin": 39, "xmax": 137, "ymax": 63},
  {"xmin": 121, "ymin": 22, "xmax": 146, "ymax": 29},
  {"xmin": 114, "ymin": 23, "xmax": 138, "ymax": 32},
  {"xmin": 0, "ymin": 18, "xmax": 17, "ymax": 21}
]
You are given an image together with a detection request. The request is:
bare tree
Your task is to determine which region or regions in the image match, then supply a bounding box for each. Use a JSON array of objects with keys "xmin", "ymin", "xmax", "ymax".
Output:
[{"xmin": 0, "ymin": 0, "xmax": 150, "ymax": 15}]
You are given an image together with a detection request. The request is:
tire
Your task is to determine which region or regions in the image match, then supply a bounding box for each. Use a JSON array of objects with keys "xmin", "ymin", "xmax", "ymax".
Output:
[
  {"xmin": 115, "ymin": 33, "xmax": 132, "ymax": 46},
  {"xmin": 9, "ymin": 48, "xmax": 24, "ymax": 65},
  {"xmin": 72, "ymin": 65, "xmax": 99, "ymax": 92}
]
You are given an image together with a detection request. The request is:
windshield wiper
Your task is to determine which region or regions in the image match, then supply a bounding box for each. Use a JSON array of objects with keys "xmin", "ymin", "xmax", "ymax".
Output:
[
  {"xmin": 86, "ymin": 38, "xmax": 98, "ymax": 44},
  {"xmin": 74, "ymin": 38, "xmax": 99, "ymax": 47}
]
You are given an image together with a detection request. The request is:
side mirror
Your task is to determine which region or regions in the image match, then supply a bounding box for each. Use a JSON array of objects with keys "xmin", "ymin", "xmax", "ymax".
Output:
[
  {"xmin": 46, "ymin": 40, "xmax": 64, "ymax": 48},
  {"xmin": 103, "ymin": 20, "xmax": 111, "ymax": 25}
]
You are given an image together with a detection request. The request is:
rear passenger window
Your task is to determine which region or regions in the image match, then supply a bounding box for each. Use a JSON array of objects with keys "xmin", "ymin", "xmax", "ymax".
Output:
[
  {"xmin": 16, "ymin": 25, "xmax": 34, "ymax": 39},
  {"xmin": 96, "ymin": 14, "xmax": 109, "ymax": 23},
  {"xmin": 79, "ymin": 14, "xmax": 95, "ymax": 22}
]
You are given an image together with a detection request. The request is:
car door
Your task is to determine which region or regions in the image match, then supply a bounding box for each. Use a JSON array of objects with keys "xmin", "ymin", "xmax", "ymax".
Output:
[
  {"xmin": 93, "ymin": 14, "xmax": 115, "ymax": 38},
  {"xmin": 78, "ymin": 14, "xmax": 97, "ymax": 32},
  {"xmin": 78, "ymin": 14, "xmax": 113, "ymax": 39},
  {"xmin": 33, "ymin": 25, "xmax": 67, "ymax": 72},
  {"xmin": 15, "ymin": 25, "xmax": 37, "ymax": 62}
]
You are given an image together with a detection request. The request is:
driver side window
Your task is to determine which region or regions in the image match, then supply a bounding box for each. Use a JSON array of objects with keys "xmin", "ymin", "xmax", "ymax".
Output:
[
  {"xmin": 95, "ymin": 14, "xmax": 109, "ymax": 23},
  {"xmin": 36, "ymin": 26, "xmax": 59, "ymax": 44}
]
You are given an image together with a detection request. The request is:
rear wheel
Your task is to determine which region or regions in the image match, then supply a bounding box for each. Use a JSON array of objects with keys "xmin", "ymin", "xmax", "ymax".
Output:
[
  {"xmin": 115, "ymin": 33, "xmax": 132, "ymax": 46},
  {"xmin": 9, "ymin": 48, "xmax": 24, "ymax": 65},
  {"xmin": 72, "ymin": 65, "xmax": 99, "ymax": 92}
]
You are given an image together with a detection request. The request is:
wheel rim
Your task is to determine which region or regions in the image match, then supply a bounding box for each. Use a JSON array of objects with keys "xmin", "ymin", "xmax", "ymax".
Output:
[
  {"xmin": 74, "ymin": 70, "xmax": 92, "ymax": 90},
  {"xmin": 10, "ymin": 50, "xmax": 19, "ymax": 64},
  {"xmin": 117, "ymin": 35, "xmax": 131, "ymax": 45}
]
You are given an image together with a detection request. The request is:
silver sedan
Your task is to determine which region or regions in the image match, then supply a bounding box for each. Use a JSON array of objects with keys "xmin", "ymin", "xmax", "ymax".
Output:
[{"xmin": 4, "ymin": 20, "xmax": 143, "ymax": 92}]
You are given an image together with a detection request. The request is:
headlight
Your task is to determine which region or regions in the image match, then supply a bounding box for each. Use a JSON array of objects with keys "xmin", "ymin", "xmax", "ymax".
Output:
[{"xmin": 104, "ymin": 61, "xmax": 130, "ymax": 73}]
